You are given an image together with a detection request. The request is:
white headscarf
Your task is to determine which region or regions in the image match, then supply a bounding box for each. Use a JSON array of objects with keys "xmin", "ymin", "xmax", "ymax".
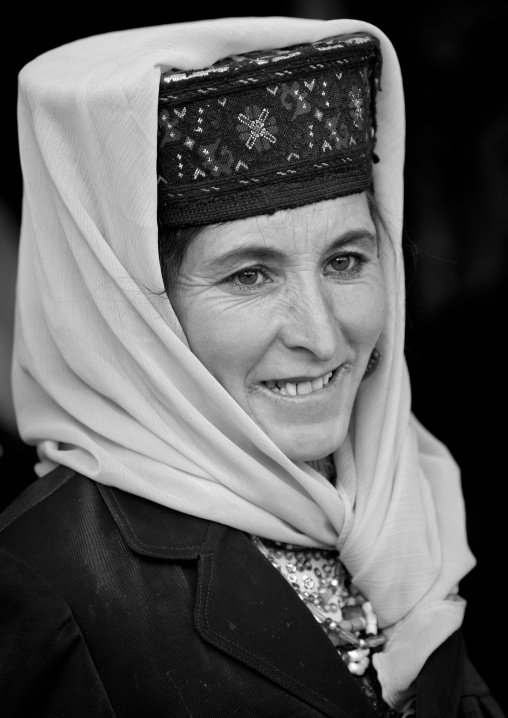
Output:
[{"xmin": 13, "ymin": 16, "xmax": 475, "ymax": 709}]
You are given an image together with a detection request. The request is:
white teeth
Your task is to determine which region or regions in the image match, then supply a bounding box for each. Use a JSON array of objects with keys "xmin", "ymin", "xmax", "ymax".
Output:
[
  {"xmin": 311, "ymin": 377, "xmax": 324, "ymax": 391},
  {"xmin": 286, "ymin": 382, "xmax": 297, "ymax": 396},
  {"xmin": 297, "ymin": 381, "xmax": 312, "ymax": 395},
  {"xmin": 264, "ymin": 370, "xmax": 334, "ymax": 396}
]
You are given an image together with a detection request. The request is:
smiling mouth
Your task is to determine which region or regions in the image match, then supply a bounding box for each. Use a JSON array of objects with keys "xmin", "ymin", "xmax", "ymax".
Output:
[{"xmin": 262, "ymin": 370, "xmax": 335, "ymax": 397}]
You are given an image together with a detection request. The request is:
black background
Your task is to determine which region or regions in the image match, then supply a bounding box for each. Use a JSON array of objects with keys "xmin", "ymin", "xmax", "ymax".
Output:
[{"xmin": 0, "ymin": 2, "xmax": 506, "ymax": 710}]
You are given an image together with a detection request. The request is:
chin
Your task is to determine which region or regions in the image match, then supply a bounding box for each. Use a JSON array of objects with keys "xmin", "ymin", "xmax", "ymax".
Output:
[{"xmin": 268, "ymin": 422, "xmax": 348, "ymax": 463}]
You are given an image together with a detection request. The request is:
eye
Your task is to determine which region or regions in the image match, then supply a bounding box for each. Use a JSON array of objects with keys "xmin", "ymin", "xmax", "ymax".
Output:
[
  {"xmin": 329, "ymin": 255, "xmax": 356, "ymax": 272},
  {"xmin": 324, "ymin": 253, "xmax": 367, "ymax": 279},
  {"xmin": 232, "ymin": 267, "xmax": 265, "ymax": 287},
  {"xmin": 235, "ymin": 269, "xmax": 264, "ymax": 285},
  {"xmin": 220, "ymin": 265, "xmax": 272, "ymax": 293}
]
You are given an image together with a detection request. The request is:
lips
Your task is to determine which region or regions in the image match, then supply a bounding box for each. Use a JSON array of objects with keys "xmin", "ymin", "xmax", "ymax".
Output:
[{"xmin": 263, "ymin": 370, "xmax": 334, "ymax": 396}]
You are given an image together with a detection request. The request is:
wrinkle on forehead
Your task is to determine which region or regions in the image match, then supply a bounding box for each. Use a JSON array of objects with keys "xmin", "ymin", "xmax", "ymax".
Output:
[{"xmin": 194, "ymin": 193, "xmax": 372, "ymax": 257}]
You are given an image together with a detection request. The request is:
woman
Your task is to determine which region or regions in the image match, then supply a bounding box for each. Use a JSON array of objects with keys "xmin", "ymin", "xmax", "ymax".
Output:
[{"xmin": 0, "ymin": 16, "xmax": 503, "ymax": 718}]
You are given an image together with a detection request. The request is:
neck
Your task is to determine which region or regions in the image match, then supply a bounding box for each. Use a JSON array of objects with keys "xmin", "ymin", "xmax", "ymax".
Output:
[{"xmin": 306, "ymin": 455, "xmax": 336, "ymax": 483}]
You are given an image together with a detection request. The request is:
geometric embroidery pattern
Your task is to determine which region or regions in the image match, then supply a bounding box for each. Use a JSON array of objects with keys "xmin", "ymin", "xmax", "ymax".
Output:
[{"xmin": 158, "ymin": 33, "xmax": 381, "ymax": 227}]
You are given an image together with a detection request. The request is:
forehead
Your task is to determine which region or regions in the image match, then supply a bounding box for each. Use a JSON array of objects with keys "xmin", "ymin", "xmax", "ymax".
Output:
[{"xmin": 188, "ymin": 193, "xmax": 374, "ymax": 261}]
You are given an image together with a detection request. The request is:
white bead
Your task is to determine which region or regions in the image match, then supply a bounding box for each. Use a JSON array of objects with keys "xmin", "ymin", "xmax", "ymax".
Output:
[
  {"xmin": 347, "ymin": 648, "xmax": 369, "ymax": 662},
  {"xmin": 349, "ymin": 658, "xmax": 368, "ymax": 676}
]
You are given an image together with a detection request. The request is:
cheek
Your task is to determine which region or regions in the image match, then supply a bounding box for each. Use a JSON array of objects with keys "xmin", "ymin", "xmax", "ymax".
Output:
[
  {"xmin": 177, "ymin": 295, "xmax": 275, "ymax": 384},
  {"xmin": 334, "ymin": 276, "xmax": 387, "ymax": 346}
]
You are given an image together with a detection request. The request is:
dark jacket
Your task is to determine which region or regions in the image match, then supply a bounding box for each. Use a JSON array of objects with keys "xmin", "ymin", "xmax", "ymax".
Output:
[{"xmin": 0, "ymin": 466, "xmax": 503, "ymax": 717}]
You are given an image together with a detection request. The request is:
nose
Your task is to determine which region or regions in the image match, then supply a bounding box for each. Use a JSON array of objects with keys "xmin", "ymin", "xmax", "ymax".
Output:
[{"xmin": 279, "ymin": 277, "xmax": 341, "ymax": 362}]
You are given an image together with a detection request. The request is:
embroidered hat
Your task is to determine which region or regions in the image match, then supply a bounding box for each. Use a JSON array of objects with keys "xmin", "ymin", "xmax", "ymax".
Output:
[{"xmin": 157, "ymin": 33, "xmax": 382, "ymax": 227}]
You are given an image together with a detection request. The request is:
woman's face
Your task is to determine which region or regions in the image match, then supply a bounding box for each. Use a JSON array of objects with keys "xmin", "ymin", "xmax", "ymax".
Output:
[{"xmin": 171, "ymin": 192, "xmax": 387, "ymax": 462}]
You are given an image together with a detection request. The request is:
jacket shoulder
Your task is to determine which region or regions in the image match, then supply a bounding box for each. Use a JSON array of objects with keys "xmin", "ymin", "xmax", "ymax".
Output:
[
  {"xmin": 0, "ymin": 466, "xmax": 114, "ymax": 577},
  {"xmin": 0, "ymin": 468, "xmax": 117, "ymax": 717},
  {"xmin": 0, "ymin": 465, "xmax": 79, "ymax": 533},
  {"xmin": 0, "ymin": 465, "xmax": 210, "ymax": 583}
]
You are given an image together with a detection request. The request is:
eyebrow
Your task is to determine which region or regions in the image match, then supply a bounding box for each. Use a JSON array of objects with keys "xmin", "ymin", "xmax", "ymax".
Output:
[{"xmin": 206, "ymin": 229, "xmax": 378, "ymax": 273}]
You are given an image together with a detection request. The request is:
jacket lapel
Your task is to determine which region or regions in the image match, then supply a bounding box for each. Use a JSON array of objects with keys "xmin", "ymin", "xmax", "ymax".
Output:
[
  {"xmin": 100, "ymin": 485, "xmax": 377, "ymax": 718},
  {"xmin": 196, "ymin": 520, "xmax": 377, "ymax": 718}
]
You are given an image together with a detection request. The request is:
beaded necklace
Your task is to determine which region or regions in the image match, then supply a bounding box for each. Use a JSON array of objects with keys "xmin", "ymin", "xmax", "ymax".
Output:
[
  {"xmin": 250, "ymin": 536, "xmax": 386, "ymax": 675},
  {"xmin": 251, "ymin": 537, "xmax": 408, "ymax": 716}
]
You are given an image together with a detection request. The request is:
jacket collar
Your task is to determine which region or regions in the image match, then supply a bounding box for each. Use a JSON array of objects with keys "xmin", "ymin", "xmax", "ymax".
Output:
[
  {"xmin": 99, "ymin": 483, "xmax": 377, "ymax": 718},
  {"xmin": 98, "ymin": 482, "xmax": 208, "ymax": 559}
]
